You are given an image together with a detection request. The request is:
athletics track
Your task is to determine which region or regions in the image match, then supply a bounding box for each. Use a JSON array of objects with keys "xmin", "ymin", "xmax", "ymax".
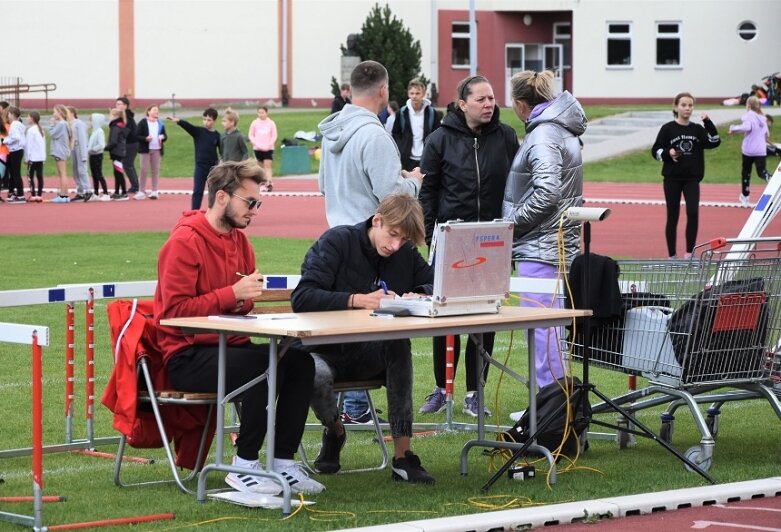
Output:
[{"xmin": 4, "ymin": 176, "xmax": 781, "ymax": 260}]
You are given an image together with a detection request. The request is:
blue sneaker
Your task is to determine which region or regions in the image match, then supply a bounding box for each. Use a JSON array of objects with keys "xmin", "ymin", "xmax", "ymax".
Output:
[
  {"xmin": 462, "ymin": 393, "xmax": 491, "ymax": 418},
  {"xmin": 51, "ymin": 195, "xmax": 70, "ymax": 203},
  {"xmin": 418, "ymin": 387, "xmax": 446, "ymax": 414}
]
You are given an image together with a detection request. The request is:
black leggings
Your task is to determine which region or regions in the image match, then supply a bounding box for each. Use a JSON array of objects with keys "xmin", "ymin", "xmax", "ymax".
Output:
[
  {"xmin": 6, "ymin": 150, "xmax": 24, "ymax": 196},
  {"xmin": 432, "ymin": 333, "xmax": 495, "ymax": 391},
  {"xmin": 27, "ymin": 161, "xmax": 44, "ymax": 196},
  {"xmin": 663, "ymin": 178, "xmax": 700, "ymax": 257},
  {"xmin": 89, "ymin": 154, "xmax": 108, "ymax": 195},
  {"xmin": 741, "ymin": 154, "xmax": 770, "ymax": 196},
  {"xmin": 167, "ymin": 343, "xmax": 314, "ymax": 461}
]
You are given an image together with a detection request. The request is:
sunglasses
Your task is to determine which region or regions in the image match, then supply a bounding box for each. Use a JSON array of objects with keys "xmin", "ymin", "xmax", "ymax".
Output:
[{"xmin": 232, "ymin": 193, "xmax": 262, "ymax": 211}]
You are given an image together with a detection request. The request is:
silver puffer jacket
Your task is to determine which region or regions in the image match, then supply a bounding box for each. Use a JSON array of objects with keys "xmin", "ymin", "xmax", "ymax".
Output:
[{"xmin": 502, "ymin": 91, "xmax": 587, "ymax": 265}]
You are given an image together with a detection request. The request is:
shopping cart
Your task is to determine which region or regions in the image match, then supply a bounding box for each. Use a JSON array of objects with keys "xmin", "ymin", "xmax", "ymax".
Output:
[{"xmin": 569, "ymin": 237, "xmax": 781, "ymax": 473}]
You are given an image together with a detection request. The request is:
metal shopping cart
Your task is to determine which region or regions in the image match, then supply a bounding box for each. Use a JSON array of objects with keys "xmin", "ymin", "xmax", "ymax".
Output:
[{"xmin": 569, "ymin": 237, "xmax": 781, "ymax": 473}]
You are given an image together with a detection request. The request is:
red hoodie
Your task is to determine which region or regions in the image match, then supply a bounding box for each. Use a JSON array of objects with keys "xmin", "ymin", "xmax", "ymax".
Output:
[{"xmin": 154, "ymin": 210, "xmax": 256, "ymax": 364}]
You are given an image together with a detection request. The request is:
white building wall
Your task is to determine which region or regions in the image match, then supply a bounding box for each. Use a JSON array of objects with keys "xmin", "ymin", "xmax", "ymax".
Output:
[
  {"xmin": 2, "ymin": 1, "xmax": 117, "ymax": 99},
  {"xmin": 2, "ymin": 0, "xmax": 778, "ymax": 104},
  {"xmin": 134, "ymin": 0, "xmax": 278, "ymax": 100},
  {"xmin": 572, "ymin": 0, "xmax": 781, "ymax": 100},
  {"xmin": 289, "ymin": 0, "xmax": 435, "ymax": 100}
]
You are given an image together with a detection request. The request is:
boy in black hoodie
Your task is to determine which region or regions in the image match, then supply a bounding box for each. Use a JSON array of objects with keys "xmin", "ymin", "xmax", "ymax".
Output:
[{"xmin": 167, "ymin": 108, "xmax": 221, "ymax": 210}]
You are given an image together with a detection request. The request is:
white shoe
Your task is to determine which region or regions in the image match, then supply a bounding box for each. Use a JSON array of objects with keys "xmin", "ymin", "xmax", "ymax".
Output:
[
  {"xmin": 98, "ymin": 194, "xmax": 111, "ymax": 202},
  {"xmin": 739, "ymin": 194, "xmax": 749, "ymax": 207},
  {"xmin": 224, "ymin": 457, "xmax": 281, "ymax": 494},
  {"xmin": 149, "ymin": 190, "xmax": 158, "ymax": 200},
  {"xmin": 134, "ymin": 191, "xmax": 147, "ymax": 200},
  {"xmin": 274, "ymin": 460, "xmax": 325, "ymax": 494},
  {"xmin": 509, "ymin": 410, "xmax": 525, "ymax": 423}
]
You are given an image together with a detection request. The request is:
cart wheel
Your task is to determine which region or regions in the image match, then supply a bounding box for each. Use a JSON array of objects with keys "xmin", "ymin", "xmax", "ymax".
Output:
[
  {"xmin": 660, "ymin": 420, "xmax": 674, "ymax": 443},
  {"xmin": 705, "ymin": 414, "xmax": 720, "ymax": 439},
  {"xmin": 617, "ymin": 428, "xmax": 632, "ymax": 449},
  {"xmin": 683, "ymin": 446, "xmax": 713, "ymax": 473}
]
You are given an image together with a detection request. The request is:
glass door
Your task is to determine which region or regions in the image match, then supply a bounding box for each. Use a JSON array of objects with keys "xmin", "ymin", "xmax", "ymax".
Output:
[
  {"xmin": 543, "ymin": 44, "xmax": 564, "ymax": 93},
  {"xmin": 505, "ymin": 44, "xmax": 525, "ymax": 107}
]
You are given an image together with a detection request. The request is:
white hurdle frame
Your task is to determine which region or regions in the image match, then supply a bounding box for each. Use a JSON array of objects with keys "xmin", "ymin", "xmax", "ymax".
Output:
[{"xmin": 0, "ymin": 323, "xmax": 49, "ymax": 531}]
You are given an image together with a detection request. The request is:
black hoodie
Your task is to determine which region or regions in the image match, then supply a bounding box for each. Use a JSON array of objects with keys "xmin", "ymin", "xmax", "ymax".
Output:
[{"xmin": 419, "ymin": 103, "xmax": 519, "ymax": 245}]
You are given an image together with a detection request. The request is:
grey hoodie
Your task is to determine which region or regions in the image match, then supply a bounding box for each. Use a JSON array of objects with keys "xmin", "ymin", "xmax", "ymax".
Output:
[
  {"xmin": 502, "ymin": 91, "xmax": 588, "ymax": 265},
  {"xmin": 47, "ymin": 120, "xmax": 71, "ymax": 160},
  {"xmin": 318, "ymin": 104, "xmax": 420, "ymax": 227},
  {"xmin": 87, "ymin": 113, "xmax": 106, "ymax": 155}
]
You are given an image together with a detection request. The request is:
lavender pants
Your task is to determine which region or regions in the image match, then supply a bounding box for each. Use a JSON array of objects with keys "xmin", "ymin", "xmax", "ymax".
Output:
[{"xmin": 517, "ymin": 261, "xmax": 567, "ymax": 389}]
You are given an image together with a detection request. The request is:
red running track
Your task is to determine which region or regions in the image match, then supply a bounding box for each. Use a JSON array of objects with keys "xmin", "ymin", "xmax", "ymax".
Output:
[{"xmin": 3, "ymin": 178, "xmax": 781, "ymax": 258}]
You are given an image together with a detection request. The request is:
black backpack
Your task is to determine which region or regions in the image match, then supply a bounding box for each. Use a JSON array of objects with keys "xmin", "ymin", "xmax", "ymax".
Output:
[{"xmin": 503, "ymin": 377, "xmax": 591, "ymax": 458}]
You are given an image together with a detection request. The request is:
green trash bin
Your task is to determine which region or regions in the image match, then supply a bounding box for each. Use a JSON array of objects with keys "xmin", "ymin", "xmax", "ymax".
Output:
[{"xmin": 280, "ymin": 145, "xmax": 311, "ymax": 175}]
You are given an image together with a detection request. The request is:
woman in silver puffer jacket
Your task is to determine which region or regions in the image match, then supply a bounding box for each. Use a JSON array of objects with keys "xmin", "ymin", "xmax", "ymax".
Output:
[{"xmin": 502, "ymin": 70, "xmax": 587, "ymax": 390}]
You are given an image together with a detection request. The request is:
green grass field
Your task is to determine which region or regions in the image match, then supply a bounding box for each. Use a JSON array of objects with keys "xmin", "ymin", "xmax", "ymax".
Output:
[
  {"xmin": 40, "ymin": 104, "xmax": 781, "ymax": 184},
  {"xmin": 1, "ymin": 234, "xmax": 780, "ymax": 530}
]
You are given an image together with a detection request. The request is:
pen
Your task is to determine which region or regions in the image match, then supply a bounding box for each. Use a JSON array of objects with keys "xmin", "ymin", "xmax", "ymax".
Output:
[
  {"xmin": 379, "ymin": 280, "xmax": 389, "ymax": 294},
  {"xmin": 237, "ymin": 272, "xmax": 264, "ymax": 283}
]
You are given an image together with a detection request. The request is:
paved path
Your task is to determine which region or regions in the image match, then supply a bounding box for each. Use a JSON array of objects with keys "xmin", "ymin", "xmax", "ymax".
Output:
[{"xmin": 581, "ymin": 107, "xmax": 747, "ymax": 163}]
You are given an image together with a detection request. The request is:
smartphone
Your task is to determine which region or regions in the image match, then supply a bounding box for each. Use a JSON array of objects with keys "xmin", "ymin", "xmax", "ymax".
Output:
[
  {"xmin": 370, "ymin": 307, "xmax": 411, "ymax": 317},
  {"xmin": 216, "ymin": 314, "xmax": 257, "ymax": 320}
]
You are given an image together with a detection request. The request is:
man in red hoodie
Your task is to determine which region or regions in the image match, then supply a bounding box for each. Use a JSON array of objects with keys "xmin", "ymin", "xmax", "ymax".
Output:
[{"xmin": 154, "ymin": 159, "xmax": 324, "ymax": 496}]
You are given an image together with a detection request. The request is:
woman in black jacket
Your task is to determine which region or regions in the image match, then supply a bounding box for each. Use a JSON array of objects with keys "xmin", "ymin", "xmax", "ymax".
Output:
[{"xmin": 417, "ymin": 75, "xmax": 519, "ymax": 418}]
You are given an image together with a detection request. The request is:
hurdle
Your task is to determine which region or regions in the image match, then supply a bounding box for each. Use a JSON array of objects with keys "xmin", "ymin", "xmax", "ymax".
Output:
[
  {"xmin": 0, "ymin": 322, "xmax": 50, "ymax": 530},
  {"xmin": 0, "ymin": 281, "xmax": 157, "ymax": 459}
]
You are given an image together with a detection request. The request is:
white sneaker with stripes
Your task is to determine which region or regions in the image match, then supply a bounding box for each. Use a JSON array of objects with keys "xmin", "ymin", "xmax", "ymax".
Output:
[{"xmin": 225, "ymin": 456, "xmax": 281, "ymax": 494}]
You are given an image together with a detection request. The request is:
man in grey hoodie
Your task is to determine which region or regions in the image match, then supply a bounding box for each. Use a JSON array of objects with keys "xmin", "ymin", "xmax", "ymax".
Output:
[{"xmin": 318, "ymin": 60, "xmax": 423, "ymax": 228}]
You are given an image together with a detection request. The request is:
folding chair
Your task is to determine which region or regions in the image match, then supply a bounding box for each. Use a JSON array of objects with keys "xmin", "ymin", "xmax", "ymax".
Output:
[
  {"xmin": 113, "ymin": 357, "xmax": 217, "ymax": 494},
  {"xmin": 300, "ymin": 378, "xmax": 389, "ymax": 474},
  {"xmin": 104, "ymin": 299, "xmax": 218, "ymax": 495},
  {"xmin": 250, "ymin": 290, "xmax": 389, "ymax": 473}
]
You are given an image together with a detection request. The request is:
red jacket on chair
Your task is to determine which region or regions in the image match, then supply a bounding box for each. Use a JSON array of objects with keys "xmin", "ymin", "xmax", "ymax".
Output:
[{"xmin": 101, "ymin": 299, "xmax": 215, "ymax": 470}]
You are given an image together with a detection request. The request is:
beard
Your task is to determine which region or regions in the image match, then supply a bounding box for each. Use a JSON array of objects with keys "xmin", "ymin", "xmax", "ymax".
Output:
[{"xmin": 220, "ymin": 203, "xmax": 251, "ymax": 229}]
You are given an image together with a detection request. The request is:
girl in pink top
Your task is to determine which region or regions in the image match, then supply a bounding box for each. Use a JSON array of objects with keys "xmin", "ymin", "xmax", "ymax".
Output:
[{"xmin": 248, "ymin": 106, "xmax": 278, "ymax": 190}]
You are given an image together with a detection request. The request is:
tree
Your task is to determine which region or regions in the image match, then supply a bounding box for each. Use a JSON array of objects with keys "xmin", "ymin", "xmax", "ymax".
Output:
[{"xmin": 342, "ymin": 3, "xmax": 428, "ymax": 104}]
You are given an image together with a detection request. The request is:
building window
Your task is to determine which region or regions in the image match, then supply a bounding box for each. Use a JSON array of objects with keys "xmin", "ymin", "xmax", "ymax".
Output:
[
  {"xmin": 553, "ymin": 22, "xmax": 571, "ymax": 68},
  {"xmin": 452, "ymin": 22, "xmax": 471, "ymax": 68},
  {"xmin": 656, "ymin": 22, "xmax": 681, "ymax": 67},
  {"xmin": 606, "ymin": 22, "xmax": 632, "ymax": 67},
  {"xmin": 737, "ymin": 21, "xmax": 758, "ymax": 41}
]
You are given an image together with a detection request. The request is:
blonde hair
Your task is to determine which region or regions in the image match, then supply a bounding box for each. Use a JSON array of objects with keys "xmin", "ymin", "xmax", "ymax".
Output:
[
  {"xmin": 747, "ymin": 96, "xmax": 763, "ymax": 115},
  {"xmin": 53, "ymin": 104, "xmax": 75, "ymax": 150},
  {"xmin": 223, "ymin": 108, "xmax": 239, "ymax": 126},
  {"xmin": 510, "ymin": 70, "xmax": 557, "ymax": 107},
  {"xmin": 375, "ymin": 193, "xmax": 425, "ymax": 246}
]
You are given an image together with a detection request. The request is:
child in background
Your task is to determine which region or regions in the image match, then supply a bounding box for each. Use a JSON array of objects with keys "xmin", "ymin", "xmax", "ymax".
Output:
[
  {"xmin": 106, "ymin": 108, "xmax": 129, "ymax": 201},
  {"xmin": 248, "ymin": 105, "xmax": 277, "ymax": 190},
  {"xmin": 24, "ymin": 111, "xmax": 46, "ymax": 202},
  {"xmin": 4, "ymin": 106, "xmax": 26, "ymax": 202},
  {"xmin": 220, "ymin": 108, "xmax": 248, "ymax": 162},
  {"xmin": 167, "ymin": 107, "xmax": 221, "ymax": 210},
  {"xmin": 67, "ymin": 106, "xmax": 92, "ymax": 201},
  {"xmin": 765, "ymin": 115, "xmax": 781, "ymax": 159},
  {"xmin": 48, "ymin": 104, "xmax": 74, "ymax": 203},
  {"xmin": 88, "ymin": 113, "xmax": 110, "ymax": 201},
  {"xmin": 136, "ymin": 104, "xmax": 166, "ymax": 200},
  {"xmin": 729, "ymin": 96, "xmax": 770, "ymax": 206},
  {"xmin": 651, "ymin": 92, "xmax": 721, "ymax": 259}
]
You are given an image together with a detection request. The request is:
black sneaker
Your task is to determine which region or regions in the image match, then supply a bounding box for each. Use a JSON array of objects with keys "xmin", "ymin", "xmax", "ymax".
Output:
[
  {"xmin": 341, "ymin": 409, "xmax": 387, "ymax": 425},
  {"xmin": 71, "ymin": 193, "xmax": 86, "ymax": 202},
  {"xmin": 314, "ymin": 428, "xmax": 346, "ymax": 474},
  {"xmin": 391, "ymin": 451, "xmax": 435, "ymax": 484}
]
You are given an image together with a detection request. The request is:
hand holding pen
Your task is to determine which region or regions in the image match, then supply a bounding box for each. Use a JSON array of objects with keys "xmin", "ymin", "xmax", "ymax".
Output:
[
  {"xmin": 232, "ymin": 270, "xmax": 265, "ymax": 304},
  {"xmin": 350, "ymin": 281, "xmax": 396, "ymax": 310}
]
